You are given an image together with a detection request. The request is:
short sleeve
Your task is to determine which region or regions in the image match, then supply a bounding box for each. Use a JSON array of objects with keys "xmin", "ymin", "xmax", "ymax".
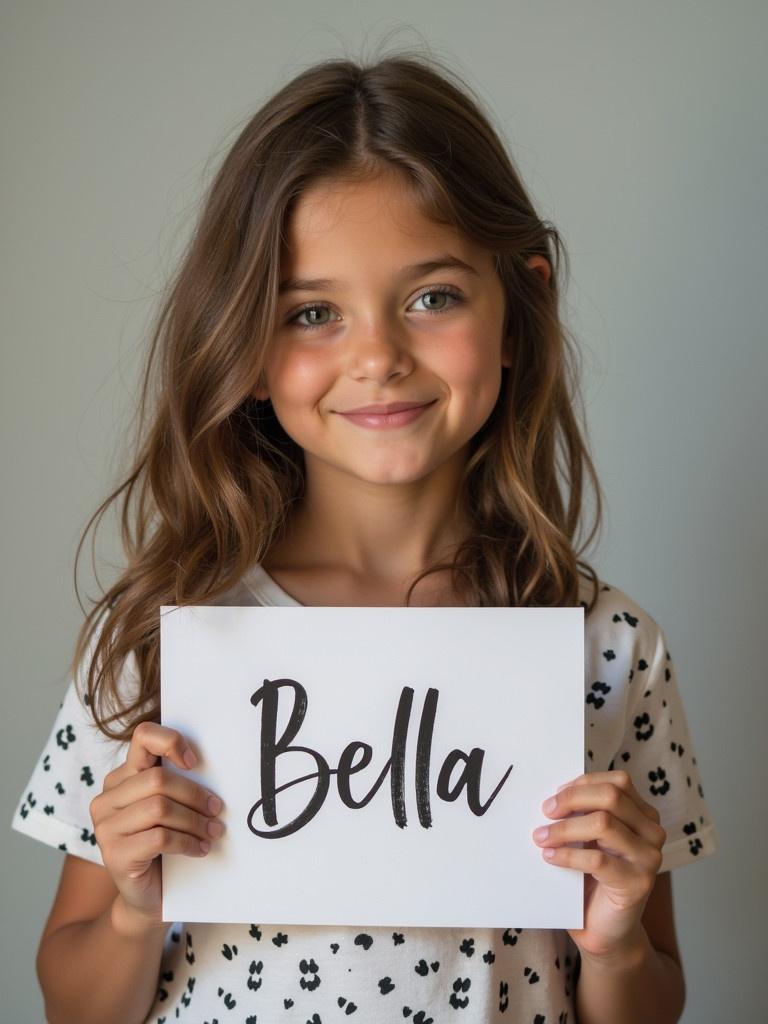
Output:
[
  {"xmin": 9, "ymin": 621, "xmax": 133, "ymax": 866},
  {"xmin": 610, "ymin": 622, "xmax": 718, "ymax": 872}
]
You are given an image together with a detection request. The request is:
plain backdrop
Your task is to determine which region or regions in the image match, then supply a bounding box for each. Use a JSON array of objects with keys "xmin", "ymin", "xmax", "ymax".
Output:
[{"xmin": 2, "ymin": 2, "xmax": 764, "ymax": 1021}]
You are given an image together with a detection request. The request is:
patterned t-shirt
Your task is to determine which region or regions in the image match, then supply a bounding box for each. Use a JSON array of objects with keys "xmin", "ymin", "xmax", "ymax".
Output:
[{"xmin": 11, "ymin": 566, "xmax": 718, "ymax": 1024}]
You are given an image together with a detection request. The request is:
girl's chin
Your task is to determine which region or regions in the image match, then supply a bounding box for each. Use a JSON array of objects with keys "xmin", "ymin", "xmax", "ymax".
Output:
[{"xmin": 302, "ymin": 452, "xmax": 433, "ymax": 484}]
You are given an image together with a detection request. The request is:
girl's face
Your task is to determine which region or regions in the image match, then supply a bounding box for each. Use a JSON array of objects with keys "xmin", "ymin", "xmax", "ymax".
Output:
[{"xmin": 256, "ymin": 170, "xmax": 547, "ymax": 489}]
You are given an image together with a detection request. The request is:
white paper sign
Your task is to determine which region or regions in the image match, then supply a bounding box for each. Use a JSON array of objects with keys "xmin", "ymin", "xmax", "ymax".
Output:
[{"xmin": 160, "ymin": 605, "xmax": 584, "ymax": 928}]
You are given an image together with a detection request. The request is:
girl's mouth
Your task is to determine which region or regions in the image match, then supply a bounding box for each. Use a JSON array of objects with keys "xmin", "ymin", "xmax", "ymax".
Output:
[{"xmin": 337, "ymin": 400, "xmax": 438, "ymax": 429}]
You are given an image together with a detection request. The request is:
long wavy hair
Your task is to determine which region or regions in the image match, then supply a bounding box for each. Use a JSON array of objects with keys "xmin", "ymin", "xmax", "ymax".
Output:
[{"xmin": 70, "ymin": 46, "xmax": 604, "ymax": 741}]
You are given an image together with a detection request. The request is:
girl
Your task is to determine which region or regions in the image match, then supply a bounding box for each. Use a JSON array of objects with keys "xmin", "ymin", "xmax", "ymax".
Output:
[{"xmin": 11, "ymin": 49, "xmax": 717, "ymax": 1024}]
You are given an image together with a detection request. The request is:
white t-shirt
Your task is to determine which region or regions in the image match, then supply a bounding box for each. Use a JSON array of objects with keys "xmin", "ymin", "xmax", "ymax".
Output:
[{"xmin": 11, "ymin": 565, "xmax": 717, "ymax": 1023}]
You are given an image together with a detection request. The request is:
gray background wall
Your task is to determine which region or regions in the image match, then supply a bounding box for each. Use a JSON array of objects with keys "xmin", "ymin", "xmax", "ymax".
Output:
[{"xmin": 2, "ymin": 2, "xmax": 764, "ymax": 1020}]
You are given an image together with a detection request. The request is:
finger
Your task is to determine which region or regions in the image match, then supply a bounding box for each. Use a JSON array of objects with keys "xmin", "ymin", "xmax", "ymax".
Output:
[
  {"xmin": 548, "ymin": 784, "xmax": 665, "ymax": 850},
  {"xmin": 91, "ymin": 769, "xmax": 224, "ymax": 836},
  {"xmin": 545, "ymin": 778, "xmax": 666, "ymax": 849},
  {"xmin": 98, "ymin": 764, "xmax": 223, "ymax": 818},
  {"xmin": 560, "ymin": 771, "xmax": 661, "ymax": 824},
  {"xmin": 102, "ymin": 722, "xmax": 198, "ymax": 793},
  {"xmin": 534, "ymin": 811, "xmax": 663, "ymax": 869},
  {"xmin": 539, "ymin": 844, "xmax": 648, "ymax": 889},
  {"xmin": 108, "ymin": 792, "xmax": 225, "ymax": 847},
  {"xmin": 125, "ymin": 721, "xmax": 199, "ymax": 774},
  {"xmin": 117, "ymin": 823, "xmax": 214, "ymax": 880}
]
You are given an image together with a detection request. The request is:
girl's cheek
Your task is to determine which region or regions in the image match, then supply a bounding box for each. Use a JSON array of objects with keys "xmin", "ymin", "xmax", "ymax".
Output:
[
  {"xmin": 269, "ymin": 356, "xmax": 338, "ymax": 412},
  {"xmin": 291, "ymin": 359, "xmax": 338, "ymax": 398},
  {"xmin": 446, "ymin": 353, "xmax": 504, "ymax": 403}
]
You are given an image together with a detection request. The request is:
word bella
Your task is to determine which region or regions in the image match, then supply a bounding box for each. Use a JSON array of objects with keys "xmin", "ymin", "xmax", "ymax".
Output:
[{"xmin": 246, "ymin": 677, "xmax": 514, "ymax": 839}]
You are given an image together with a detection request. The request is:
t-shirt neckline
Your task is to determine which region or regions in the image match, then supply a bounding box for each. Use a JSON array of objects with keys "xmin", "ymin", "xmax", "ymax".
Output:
[
  {"xmin": 242, "ymin": 562, "xmax": 304, "ymax": 606},
  {"xmin": 242, "ymin": 562, "xmax": 599, "ymax": 610}
]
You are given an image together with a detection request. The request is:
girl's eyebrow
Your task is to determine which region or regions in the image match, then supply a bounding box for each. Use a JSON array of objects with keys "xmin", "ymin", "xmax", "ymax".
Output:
[{"xmin": 278, "ymin": 254, "xmax": 479, "ymax": 295}]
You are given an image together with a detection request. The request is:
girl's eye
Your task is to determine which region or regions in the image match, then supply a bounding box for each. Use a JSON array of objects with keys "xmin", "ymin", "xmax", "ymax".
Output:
[
  {"xmin": 411, "ymin": 286, "xmax": 463, "ymax": 314},
  {"xmin": 288, "ymin": 304, "xmax": 338, "ymax": 331},
  {"xmin": 287, "ymin": 286, "xmax": 464, "ymax": 332}
]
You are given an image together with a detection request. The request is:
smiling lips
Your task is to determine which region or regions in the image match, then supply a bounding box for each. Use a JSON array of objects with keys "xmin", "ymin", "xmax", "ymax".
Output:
[{"xmin": 337, "ymin": 399, "xmax": 437, "ymax": 429}]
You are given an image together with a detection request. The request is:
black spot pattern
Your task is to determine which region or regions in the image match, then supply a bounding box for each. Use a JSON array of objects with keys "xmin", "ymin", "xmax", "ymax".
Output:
[
  {"xmin": 449, "ymin": 976, "xmax": 471, "ymax": 1008},
  {"xmin": 10, "ymin": 573, "xmax": 716, "ymax": 1022},
  {"xmin": 586, "ymin": 681, "xmax": 611, "ymax": 710}
]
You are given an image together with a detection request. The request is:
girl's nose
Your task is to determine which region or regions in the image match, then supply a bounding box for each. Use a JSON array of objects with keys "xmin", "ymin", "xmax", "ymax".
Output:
[{"xmin": 345, "ymin": 320, "xmax": 414, "ymax": 381}]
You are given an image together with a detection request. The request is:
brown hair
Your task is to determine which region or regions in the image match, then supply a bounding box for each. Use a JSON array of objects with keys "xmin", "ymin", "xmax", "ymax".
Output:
[{"xmin": 70, "ymin": 44, "xmax": 604, "ymax": 741}]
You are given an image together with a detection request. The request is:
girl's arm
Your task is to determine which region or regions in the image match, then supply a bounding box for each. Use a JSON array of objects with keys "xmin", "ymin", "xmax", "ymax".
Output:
[
  {"xmin": 37, "ymin": 722, "xmax": 220, "ymax": 1024},
  {"xmin": 575, "ymin": 872, "xmax": 686, "ymax": 1024},
  {"xmin": 533, "ymin": 771, "xmax": 688, "ymax": 1024},
  {"xmin": 577, "ymin": 872, "xmax": 684, "ymax": 1024},
  {"xmin": 37, "ymin": 855, "xmax": 167, "ymax": 1024},
  {"xmin": 576, "ymin": 931, "xmax": 685, "ymax": 1024}
]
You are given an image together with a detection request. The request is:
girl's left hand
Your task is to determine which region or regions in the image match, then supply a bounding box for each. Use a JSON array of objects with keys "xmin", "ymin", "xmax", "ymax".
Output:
[{"xmin": 532, "ymin": 770, "xmax": 667, "ymax": 960}]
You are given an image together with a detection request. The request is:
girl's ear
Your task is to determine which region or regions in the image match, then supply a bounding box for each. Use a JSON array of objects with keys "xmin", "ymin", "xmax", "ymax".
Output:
[
  {"xmin": 501, "ymin": 255, "xmax": 552, "ymax": 369},
  {"xmin": 525, "ymin": 254, "xmax": 551, "ymax": 284},
  {"xmin": 501, "ymin": 347, "xmax": 512, "ymax": 369},
  {"xmin": 253, "ymin": 375, "xmax": 270, "ymax": 402}
]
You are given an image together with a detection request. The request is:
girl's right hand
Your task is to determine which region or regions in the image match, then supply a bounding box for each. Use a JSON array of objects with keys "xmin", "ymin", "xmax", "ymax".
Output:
[{"xmin": 89, "ymin": 721, "xmax": 225, "ymax": 932}]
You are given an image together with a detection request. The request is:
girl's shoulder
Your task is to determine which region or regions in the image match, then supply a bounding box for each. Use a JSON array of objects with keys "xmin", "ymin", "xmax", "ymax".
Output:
[
  {"xmin": 576, "ymin": 574, "xmax": 718, "ymax": 869},
  {"xmin": 579, "ymin": 575, "xmax": 671, "ymax": 674}
]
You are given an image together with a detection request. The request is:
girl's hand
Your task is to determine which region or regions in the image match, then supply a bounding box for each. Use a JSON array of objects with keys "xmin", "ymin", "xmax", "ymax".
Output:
[
  {"xmin": 89, "ymin": 721, "xmax": 225, "ymax": 933},
  {"xmin": 531, "ymin": 770, "xmax": 666, "ymax": 960}
]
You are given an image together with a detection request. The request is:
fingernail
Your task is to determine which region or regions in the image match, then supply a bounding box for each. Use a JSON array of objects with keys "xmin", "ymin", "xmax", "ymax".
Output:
[
  {"xmin": 207, "ymin": 819, "xmax": 224, "ymax": 838},
  {"xmin": 533, "ymin": 826, "xmax": 550, "ymax": 842},
  {"xmin": 543, "ymin": 797, "xmax": 557, "ymax": 814},
  {"xmin": 207, "ymin": 794, "xmax": 222, "ymax": 815},
  {"xmin": 183, "ymin": 748, "xmax": 197, "ymax": 768}
]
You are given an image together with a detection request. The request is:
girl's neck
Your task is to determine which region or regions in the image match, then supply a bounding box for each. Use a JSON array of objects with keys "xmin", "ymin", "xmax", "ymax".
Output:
[{"xmin": 266, "ymin": 451, "xmax": 471, "ymax": 597}]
